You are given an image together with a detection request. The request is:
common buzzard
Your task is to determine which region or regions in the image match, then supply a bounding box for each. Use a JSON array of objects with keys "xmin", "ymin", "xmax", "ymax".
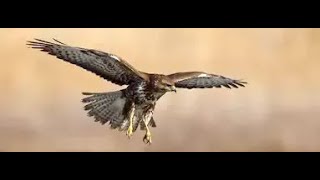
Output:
[{"xmin": 27, "ymin": 39, "xmax": 247, "ymax": 144}]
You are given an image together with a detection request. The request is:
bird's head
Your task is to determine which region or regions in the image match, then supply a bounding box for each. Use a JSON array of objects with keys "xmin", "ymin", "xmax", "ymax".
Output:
[{"xmin": 156, "ymin": 75, "xmax": 177, "ymax": 93}]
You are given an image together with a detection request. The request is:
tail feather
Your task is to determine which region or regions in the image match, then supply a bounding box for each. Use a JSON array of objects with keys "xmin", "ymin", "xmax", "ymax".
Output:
[{"xmin": 82, "ymin": 90, "xmax": 128, "ymax": 127}]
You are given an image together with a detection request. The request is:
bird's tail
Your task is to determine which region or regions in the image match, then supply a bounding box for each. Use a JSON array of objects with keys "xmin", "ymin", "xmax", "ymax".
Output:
[
  {"xmin": 81, "ymin": 90, "xmax": 157, "ymax": 132},
  {"xmin": 81, "ymin": 90, "xmax": 131, "ymax": 130}
]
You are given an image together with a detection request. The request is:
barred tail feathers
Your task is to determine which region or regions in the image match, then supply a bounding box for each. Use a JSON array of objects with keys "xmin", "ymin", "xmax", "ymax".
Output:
[{"xmin": 82, "ymin": 90, "xmax": 128, "ymax": 130}]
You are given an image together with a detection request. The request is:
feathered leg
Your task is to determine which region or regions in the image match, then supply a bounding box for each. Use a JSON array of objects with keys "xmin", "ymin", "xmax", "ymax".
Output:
[
  {"xmin": 126, "ymin": 103, "xmax": 135, "ymax": 138},
  {"xmin": 142, "ymin": 110, "xmax": 153, "ymax": 144}
]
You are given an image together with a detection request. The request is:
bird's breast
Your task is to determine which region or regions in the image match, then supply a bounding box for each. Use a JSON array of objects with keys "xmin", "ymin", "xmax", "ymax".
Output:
[{"xmin": 125, "ymin": 82, "xmax": 164, "ymax": 106}]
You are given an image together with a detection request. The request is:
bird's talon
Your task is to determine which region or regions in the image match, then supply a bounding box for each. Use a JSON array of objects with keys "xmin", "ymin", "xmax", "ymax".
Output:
[
  {"xmin": 126, "ymin": 127, "xmax": 133, "ymax": 138},
  {"xmin": 126, "ymin": 104, "xmax": 135, "ymax": 139},
  {"xmin": 143, "ymin": 134, "xmax": 152, "ymax": 145}
]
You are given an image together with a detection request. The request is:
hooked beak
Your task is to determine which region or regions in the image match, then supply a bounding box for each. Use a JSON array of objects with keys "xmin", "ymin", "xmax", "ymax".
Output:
[{"xmin": 164, "ymin": 85, "xmax": 177, "ymax": 93}]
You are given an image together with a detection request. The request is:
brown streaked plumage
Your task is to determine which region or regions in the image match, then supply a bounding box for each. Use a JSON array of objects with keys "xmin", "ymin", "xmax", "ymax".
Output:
[{"xmin": 27, "ymin": 38, "xmax": 247, "ymax": 145}]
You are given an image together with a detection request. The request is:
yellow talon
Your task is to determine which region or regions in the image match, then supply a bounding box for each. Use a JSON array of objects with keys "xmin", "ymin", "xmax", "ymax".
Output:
[
  {"xmin": 126, "ymin": 103, "xmax": 135, "ymax": 139},
  {"xmin": 143, "ymin": 131, "xmax": 152, "ymax": 144},
  {"xmin": 143, "ymin": 120, "xmax": 152, "ymax": 144},
  {"xmin": 126, "ymin": 126, "xmax": 133, "ymax": 138}
]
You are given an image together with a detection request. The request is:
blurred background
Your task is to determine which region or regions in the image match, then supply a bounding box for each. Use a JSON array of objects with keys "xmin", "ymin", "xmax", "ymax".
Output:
[{"xmin": 0, "ymin": 28, "xmax": 319, "ymax": 152}]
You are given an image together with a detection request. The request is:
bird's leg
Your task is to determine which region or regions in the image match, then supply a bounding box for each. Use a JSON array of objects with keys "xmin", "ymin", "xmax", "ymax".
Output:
[
  {"xmin": 143, "ymin": 111, "xmax": 153, "ymax": 144},
  {"xmin": 143, "ymin": 121, "xmax": 152, "ymax": 144},
  {"xmin": 126, "ymin": 103, "xmax": 135, "ymax": 138}
]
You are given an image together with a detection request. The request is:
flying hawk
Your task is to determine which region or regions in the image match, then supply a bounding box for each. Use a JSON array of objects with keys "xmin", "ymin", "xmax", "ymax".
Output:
[{"xmin": 27, "ymin": 38, "xmax": 247, "ymax": 144}]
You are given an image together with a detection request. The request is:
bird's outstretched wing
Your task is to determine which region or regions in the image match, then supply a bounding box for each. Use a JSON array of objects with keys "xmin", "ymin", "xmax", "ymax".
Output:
[
  {"xmin": 167, "ymin": 71, "xmax": 247, "ymax": 89},
  {"xmin": 27, "ymin": 39, "xmax": 149, "ymax": 86}
]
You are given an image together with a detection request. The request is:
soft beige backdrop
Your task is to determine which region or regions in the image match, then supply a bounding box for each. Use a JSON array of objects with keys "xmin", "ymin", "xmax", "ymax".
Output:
[{"xmin": 1, "ymin": 28, "xmax": 319, "ymax": 151}]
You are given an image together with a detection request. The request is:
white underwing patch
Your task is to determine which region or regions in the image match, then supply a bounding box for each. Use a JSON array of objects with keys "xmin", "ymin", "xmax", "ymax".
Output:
[
  {"xmin": 197, "ymin": 73, "xmax": 211, "ymax": 78},
  {"xmin": 110, "ymin": 54, "xmax": 120, "ymax": 61}
]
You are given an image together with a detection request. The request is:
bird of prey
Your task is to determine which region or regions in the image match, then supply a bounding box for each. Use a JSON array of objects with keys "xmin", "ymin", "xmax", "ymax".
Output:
[{"xmin": 27, "ymin": 38, "xmax": 247, "ymax": 144}]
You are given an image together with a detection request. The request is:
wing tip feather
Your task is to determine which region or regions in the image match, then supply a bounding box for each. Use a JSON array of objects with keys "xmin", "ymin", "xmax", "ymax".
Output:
[
  {"xmin": 26, "ymin": 38, "xmax": 67, "ymax": 48},
  {"xmin": 233, "ymin": 79, "xmax": 248, "ymax": 88}
]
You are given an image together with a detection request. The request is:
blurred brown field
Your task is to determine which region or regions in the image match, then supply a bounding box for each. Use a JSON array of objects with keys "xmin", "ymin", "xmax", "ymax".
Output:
[{"xmin": 0, "ymin": 28, "xmax": 319, "ymax": 152}]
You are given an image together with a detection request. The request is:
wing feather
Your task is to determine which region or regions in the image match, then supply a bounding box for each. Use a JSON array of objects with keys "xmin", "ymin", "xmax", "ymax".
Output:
[
  {"xmin": 27, "ymin": 38, "xmax": 149, "ymax": 86},
  {"xmin": 168, "ymin": 71, "xmax": 247, "ymax": 89}
]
